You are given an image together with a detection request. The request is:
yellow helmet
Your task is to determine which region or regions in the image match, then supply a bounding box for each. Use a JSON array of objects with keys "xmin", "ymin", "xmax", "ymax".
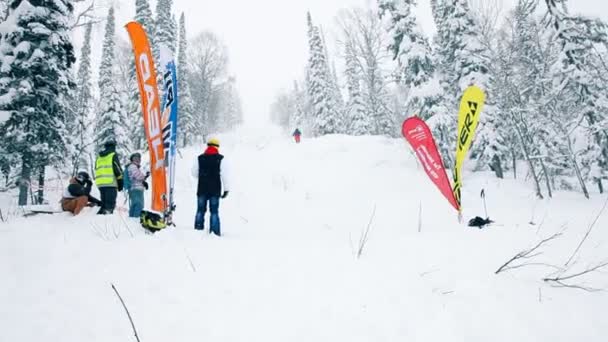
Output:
[{"xmin": 207, "ymin": 137, "xmax": 220, "ymax": 147}]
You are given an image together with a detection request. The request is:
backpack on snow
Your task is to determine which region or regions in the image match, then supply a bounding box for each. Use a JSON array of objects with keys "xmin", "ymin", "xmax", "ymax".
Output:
[
  {"xmin": 123, "ymin": 163, "xmax": 132, "ymax": 191},
  {"xmin": 140, "ymin": 210, "xmax": 167, "ymax": 232}
]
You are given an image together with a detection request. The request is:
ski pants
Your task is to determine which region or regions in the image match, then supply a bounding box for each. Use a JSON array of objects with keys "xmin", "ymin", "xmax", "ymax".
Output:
[
  {"xmin": 61, "ymin": 196, "xmax": 88, "ymax": 215},
  {"xmin": 294, "ymin": 135, "xmax": 301, "ymax": 143},
  {"xmin": 98, "ymin": 187, "xmax": 118, "ymax": 214},
  {"xmin": 195, "ymin": 195, "xmax": 221, "ymax": 236},
  {"xmin": 128, "ymin": 189, "xmax": 144, "ymax": 218}
]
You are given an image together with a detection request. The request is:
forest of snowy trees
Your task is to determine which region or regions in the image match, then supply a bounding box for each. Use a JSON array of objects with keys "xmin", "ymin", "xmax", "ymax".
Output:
[
  {"xmin": 271, "ymin": 0, "xmax": 608, "ymax": 198},
  {"xmin": 0, "ymin": 0, "xmax": 243, "ymax": 204}
]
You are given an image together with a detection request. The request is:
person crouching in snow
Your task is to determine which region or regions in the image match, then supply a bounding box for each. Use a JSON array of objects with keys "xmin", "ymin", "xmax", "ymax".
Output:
[
  {"xmin": 192, "ymin": 137, "xmax": 230, "ymax": 236},
  {"xmin": 61, "ymin": 171, "xmax": 102, "ymax": 215},
  {"xmin": 292, "ymin": 128, "xmax": 302, "ymax": 143},
  {"xmin": 126, "ymin": 153, "xmax": 150, "ymax": 218}
]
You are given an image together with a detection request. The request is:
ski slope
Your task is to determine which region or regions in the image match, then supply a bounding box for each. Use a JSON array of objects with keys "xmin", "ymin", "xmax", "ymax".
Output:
[{"xmin": 1, "ymin": 125, "xmax": 608, "ymax": 342}]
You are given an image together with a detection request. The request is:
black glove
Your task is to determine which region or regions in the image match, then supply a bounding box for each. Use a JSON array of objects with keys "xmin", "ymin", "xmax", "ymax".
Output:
[
  {"xmin": 143, "ymin": 181, "xmax": 149, "ymax": 190},
  {"xmin": 221, "ymin": 191, "xmax": 229, "ymax": 199},
  {"xmin": 145, "ymin": 171, "xmax": 151, "ymax": 178},
  {"xmin": 117, "ymin": 179, "xmax": 124, "ymax": 192}
]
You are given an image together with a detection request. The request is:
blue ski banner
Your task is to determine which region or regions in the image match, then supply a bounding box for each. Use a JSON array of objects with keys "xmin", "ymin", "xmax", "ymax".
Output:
[{"xmin": 160, "ymin": 45, "xmax": 178, "ymax": 212}]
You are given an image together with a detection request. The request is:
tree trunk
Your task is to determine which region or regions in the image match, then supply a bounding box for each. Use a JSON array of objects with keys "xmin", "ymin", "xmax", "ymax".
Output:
[
  {"xmin": 512, "ymin": 149, "xmax": 517, "ymax": 180},
  {"xmin": 36, "ymin": 166, "xmax": 45, "ymax": 205},
  {"xmin": 513, "ymin": 122, "xmax": 543, "ymax": 199},
  {"xmin": 538, "ymin": 160, "xmax": 553, "ymax": 198},
  {"xmin": 598, "ymin": 179, "xmax": 604, "ymax": 194},
  {"xmin": 18, "ymin": 156, "xmax": 31, "ymax": 206},
  {"xmin": 492, "ymin": 155, "xmax": 504, "ymax": 179},
  {"xmin": 564, "ymin": 134, "xmax": 590, "ymax": 199}
]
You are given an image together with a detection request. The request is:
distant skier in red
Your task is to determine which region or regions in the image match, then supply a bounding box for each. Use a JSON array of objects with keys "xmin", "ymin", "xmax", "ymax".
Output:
[{"xmin": 292, "ymin": 128, "xmax": 302, "ymax": 143}]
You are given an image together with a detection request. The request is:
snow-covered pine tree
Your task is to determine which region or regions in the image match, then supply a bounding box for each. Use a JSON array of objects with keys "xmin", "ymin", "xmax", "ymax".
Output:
[
  {"xmin": 170, "ymin": 14, "xmax": 177, "ymax": 54},
  {"xmin": 177, "ymin": 12, "xmax": 196, "ymax": 146},
  {"xmin": 128, "ymin": 0, "xmax": 156, "ymax": 150},
  {"xmin": 220, "ymin": 77, "xmax": 242, "ymax": 131},
  {"xmin": 155, "ymin": 0, "xmax": 174, "ymax": 61},
  {"xmin": 306, "ymin": 12, "xmax": 341, "ymax": 136},
  {"xmin": 542, "ymin": 2, "xmax": 608, "ymax": 195},
  {"xmin": 289, "ymin": 80, "xmax": 308, "ymax": 132},
  {"xmin": 429, "ymin": 0, "xmax": 491, "ymax": 168},
  {"xmin": 95, "ymin": 7, "xmax": 130, "ymax": 156},
  {"xmin": 378, "ymin": 0, "xmax": 437, "ymax": 119},
  {"xmin": 343, "ymin": 42, "xmax": 370, "ymax": 135},
  {"xmin": 69, "ymin": 22, "xmax": 94, "ymax": 175},
  {"xmin": 0, "ymin": 0, "xmax": 7, "ymax": 22},
  {"xmin": 0, "ymin": 0, "xmax": 76, "ymax": 204},
  {"xmin": 319, "ymin": 24, "xmax": 345, "ymax": 129},
  {"xmin": 337, "ymin": 8, "xmax": 395, "ymax": 136}
]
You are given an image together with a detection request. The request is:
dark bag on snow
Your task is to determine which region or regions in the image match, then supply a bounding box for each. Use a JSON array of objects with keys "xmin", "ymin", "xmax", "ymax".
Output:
[
  {"xmin": 468, "ymin": 216, "xmax": 493, "ymax": 229},
  {"xmin": 140, "ymin": 210, "xmax": 167, "ymax": 232}
]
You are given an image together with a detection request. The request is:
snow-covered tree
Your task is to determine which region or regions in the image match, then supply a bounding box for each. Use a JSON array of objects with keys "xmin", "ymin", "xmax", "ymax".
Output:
[
  {"xmin": 0, "ymin": 0, "xmax": 76, "ymax": 204},
  {"xmin": 336, "ymin": 8, "xmax": 395, "ymax": 136},
  {"xmin": 542, "ymin": 3, "xmax": 608, "ymax": 195},
  {"xmin": 290, "ymin": 80, "xmax": 309, "ymax": 132},
  {"xmin": 188, "ymin": 30, "xmax": 229, "ymax": 135},
  {"xmin": 155, "ymin": 0, "xmax": 174, "ymax": 61},
  {"xmin": 68, "ymin": 22, "xmax": 94, "ymax": 175},
  {"xmin": 217, "ymin": 77, "xmax": 243, "ymax": 131},
  {"xmin": 0, "ymin": 1, "xmax": 8, "ymax": 22},
  {"xmin": 343, "ymin": 42, "xmax": 370, "ymax": 135},
  {"xmin": 127, "ymin": 0, "xmax": 156, "ymax": 150},
  {"xmin": 95, "ymin": 7, "xmax": 130, "ymax": 155},
  {"xmin": 170, "ymin": 13, "xmax": 177, "ymax": 54},
  {"xmin": 429, "ymin": 0, "xmax": 492, "ymax": 167},
  {"xmin": 306, "ymin": 12, "xmax": 341, "ymax": 135},
  {"xmin": 177, "ymin": 12, "xmax": 196, "ymax": 146},
  {"xmin": 378, "ymin": 0, "xmax": 438, "ymax": 119}
]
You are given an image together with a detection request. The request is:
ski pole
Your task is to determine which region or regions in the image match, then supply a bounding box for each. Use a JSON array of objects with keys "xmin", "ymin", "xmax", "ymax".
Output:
[{"xmin": 481, "ymin": 189, "xmax": 488, "ymax": 218}]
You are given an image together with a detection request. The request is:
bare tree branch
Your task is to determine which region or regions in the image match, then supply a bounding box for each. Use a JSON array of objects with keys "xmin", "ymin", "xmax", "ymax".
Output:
[
  {"xmin": 71, "ymin": 0, "xmax": 103, "ymax": 30},
  {"xmin": 565, "ymin": 196, "xmax": 608, "ymax": 266},
  {"xmin": 357, "ymin": 204, "xmax": 377, "ymax": 258},
  {"xmin": 543, "ymin": 261, "xmax": 608, "ymax": 292},
  {"xmin": 111, "ymin": 284, "xmax": 142, "ymax": 342},
  {"xmin": 495, "ymin": 232, "xmax": 563, "ymax": 274}
]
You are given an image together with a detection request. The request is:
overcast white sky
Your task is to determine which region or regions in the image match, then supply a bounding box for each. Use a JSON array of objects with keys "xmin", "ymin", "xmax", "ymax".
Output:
[{"xmin": 80, "ymin": 0, "xmax": 607, "ymax": 124}]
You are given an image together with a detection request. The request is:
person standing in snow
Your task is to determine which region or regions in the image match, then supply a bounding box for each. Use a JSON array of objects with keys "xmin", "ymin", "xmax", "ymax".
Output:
[
  {"xmin": 192, "ymin": 137, "xmax": 230, "ymax": 236},
  {"xmin": 94, "ymin": 140, "xmax": 123, "ymax": 215},
  {"xmin": 61, "ymin": 171, "xmax": 102, "ymax": 215},
  {"xmin": 292, "ymin": 128, "xmax": 302, "ymax": 144},
  {"xmin": 126, "ymin": 152, "xmax": 150, "ymax": 218}
]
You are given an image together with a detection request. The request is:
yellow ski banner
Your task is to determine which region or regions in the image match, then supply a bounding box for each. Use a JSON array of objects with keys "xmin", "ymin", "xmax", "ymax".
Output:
[{"xmin": 452, "ymin": 85, "xmax": 486, "ymax": 211}]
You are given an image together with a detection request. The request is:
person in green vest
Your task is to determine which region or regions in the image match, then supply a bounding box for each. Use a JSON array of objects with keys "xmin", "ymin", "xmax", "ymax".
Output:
[{"xmin": 95, "ymin": 140, "xmax": 124, "ymax": 215}]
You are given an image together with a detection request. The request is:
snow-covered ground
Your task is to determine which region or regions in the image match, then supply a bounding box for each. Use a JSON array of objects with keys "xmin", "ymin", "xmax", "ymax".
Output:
[{"xmin": 1, "ymin": 125, "xmax": 608, "ymax": 342}]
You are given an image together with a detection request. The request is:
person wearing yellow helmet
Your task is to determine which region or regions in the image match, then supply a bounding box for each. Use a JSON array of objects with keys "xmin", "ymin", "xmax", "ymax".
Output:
[{"xmin": 191, "ymin": 136, "xmax": 230, "ymax": 236}]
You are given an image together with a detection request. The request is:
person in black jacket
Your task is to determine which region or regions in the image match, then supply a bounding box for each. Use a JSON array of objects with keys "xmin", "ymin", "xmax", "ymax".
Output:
[
  {"xmin": 61, "ymin": 171, "xmax": 102, "ymax": 215},
  {"xmin": 191, "ymin": 137, "xmax": 230, "ymax": 236}
]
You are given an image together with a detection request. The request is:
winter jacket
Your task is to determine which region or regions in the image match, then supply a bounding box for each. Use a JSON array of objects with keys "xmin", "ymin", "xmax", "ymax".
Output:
[
  {"xmin": 95, "ymin": 146, "xmax": 124, "ymax": 189},
  {"xmin": 191, "ymin": 146, "xmax": 230, "ymax": 197},
  {"xmin": 62, "ymin": 177, "xmax": 102, "ymax": 206},
  {"xmin": 293, "ymin": 129, "xmax": 302, "ymax": 136},
  {"xmin": 127, "ymin": 163, "xmax": 147, "ymax": 191}
]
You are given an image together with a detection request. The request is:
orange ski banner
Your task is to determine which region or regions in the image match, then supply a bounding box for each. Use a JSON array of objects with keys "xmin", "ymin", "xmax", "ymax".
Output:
[{"xmin": 125, "ymin": 21, "xmax": 168, "ymax": 213}]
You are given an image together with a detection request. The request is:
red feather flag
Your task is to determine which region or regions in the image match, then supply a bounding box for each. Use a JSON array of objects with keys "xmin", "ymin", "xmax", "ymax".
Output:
[{"xmin": 402, "ymin": 117, "xmax": 459, "ymax": 211}]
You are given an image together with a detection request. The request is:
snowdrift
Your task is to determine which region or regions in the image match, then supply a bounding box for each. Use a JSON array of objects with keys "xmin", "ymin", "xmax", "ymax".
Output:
[{"xmin": 1, "ymin": 127, "xmax": 607, "ymax": 342}]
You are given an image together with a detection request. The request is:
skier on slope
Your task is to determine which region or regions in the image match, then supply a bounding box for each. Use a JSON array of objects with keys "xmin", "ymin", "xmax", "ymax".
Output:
[
  {"xmin": 94, "ymin": 140, "xmax": 124, "ymax": 215},
  {"xmin": 125, "ymin": 152, "xmax": 150, "ymax": 218},
  {"xmin": 61, "ymin": 171, "xmax": 102, "ymax": 215},
  {"xmin": 192, "ymin": 137, "xmax": 230, "ymax": 236},
  {"xmin": 292, "ymin": 128, "xmax": 302, "ymax": 144}
]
